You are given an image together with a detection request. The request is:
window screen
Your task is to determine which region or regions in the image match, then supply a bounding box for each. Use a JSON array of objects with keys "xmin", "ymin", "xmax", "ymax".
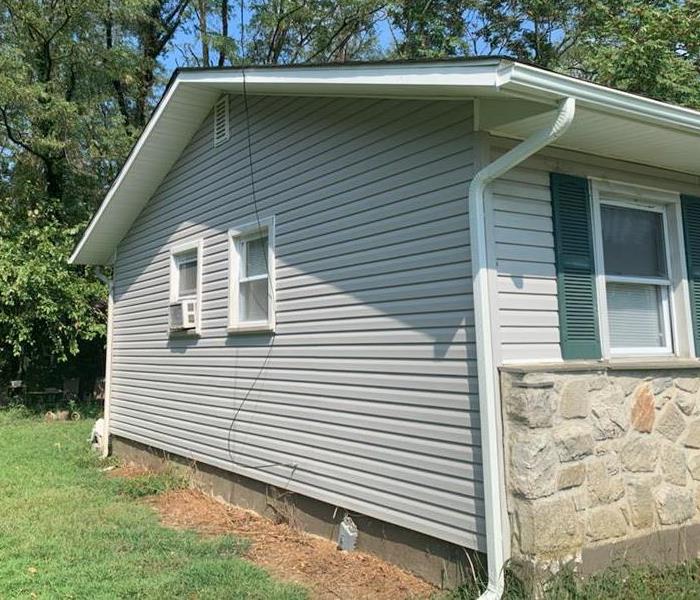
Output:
[
  {"xmin": 245, "ymin": 236, "xmax": 268, "ymax": 278},
  {"xmin": 177, "ymin": 251, "xmax": 198, "ymax": 297},
  {"xmin": 601, "ymin": 205, "xmax": 666, "ymax": 278},
  {"xmin": 238, "ymin": 234, "xmax": 269, "ymax": 323},
  {"xmin": 606, "ymin": 282, "xmax": 666, "ymax": 348},
  {"xmin": 240, "ymin": 279, "xmax": 268, "ymax": 321}
]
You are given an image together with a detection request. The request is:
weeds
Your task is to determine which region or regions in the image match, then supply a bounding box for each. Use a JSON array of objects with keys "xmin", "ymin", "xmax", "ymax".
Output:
[
  {"xmin": 446, "ymin": 560, "xmax": 700, "ymax": 599},
  {"xmin": 114, "ymin": 468, "xmax": 190, "ymax": 498},
  {"xmin": 0, "ymin": 403, "xmax": 36, "ymax": 425}
]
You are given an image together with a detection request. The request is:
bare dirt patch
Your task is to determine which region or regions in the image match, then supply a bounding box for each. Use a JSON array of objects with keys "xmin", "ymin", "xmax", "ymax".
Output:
[
  {"xmin": 146, "ymin": 488, "xmax": 438, "ymax": 600},
  {"xmin": 105, "ymin": 464, "xmax": 152, "ymax": 479}
]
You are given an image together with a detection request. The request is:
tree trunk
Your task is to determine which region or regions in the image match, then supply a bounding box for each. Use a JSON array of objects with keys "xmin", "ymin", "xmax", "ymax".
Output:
[
  {"xmin": 218, "ymin": 0, "xmax": 228, "ymax": 66},
  {"xmin": 198, "ymin": 0, "xmax": 210, "ymax": 67}
]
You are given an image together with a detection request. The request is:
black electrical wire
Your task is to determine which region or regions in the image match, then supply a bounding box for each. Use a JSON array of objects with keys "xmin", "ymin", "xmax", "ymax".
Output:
[{"xmin": 226, "ymin": 0, "xmax": 296, "ymax": 474}]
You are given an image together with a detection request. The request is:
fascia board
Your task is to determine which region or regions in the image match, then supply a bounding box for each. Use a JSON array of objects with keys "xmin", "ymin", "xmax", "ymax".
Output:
[
  {"xmin": 505, "ymin": 63, "xmax": 700, "ymax": 134},
  {"xmin": 176, "ymin": 59, "xmax": 505, "ymax": 92}
]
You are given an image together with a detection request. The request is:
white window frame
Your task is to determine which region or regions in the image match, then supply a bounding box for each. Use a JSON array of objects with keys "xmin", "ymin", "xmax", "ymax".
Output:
[
  {"xmin": 590, "ymin": 179, "xmax": 693, "ymax": 358},
  {"xmin": 169, "ymin": 238, "xmax": 203, "ymax": 333},
  {"xmin": 228, "ymin": 216, "xmax": 275, "ymax": 333}
]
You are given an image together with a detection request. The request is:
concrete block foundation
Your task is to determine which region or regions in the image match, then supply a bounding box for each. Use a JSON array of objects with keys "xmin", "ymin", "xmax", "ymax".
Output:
[{"xmin": 111, "ymin": 435, "xmax": 484, "ymax": 588}]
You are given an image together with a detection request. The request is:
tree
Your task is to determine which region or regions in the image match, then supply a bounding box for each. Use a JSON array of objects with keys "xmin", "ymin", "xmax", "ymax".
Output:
[
  {"xmin": 177, "ymin": 0, "xmax": 237, "ymax": 66},
  {"xmin": 0, "ymin": 205, "xmax": 105, "ymax": 383},
  {"xmin": 576, "ymin": 0, "xmax": 700, "ymax": 108},
  {"xmin": 386, "ymin": 0, "xmax": 472, "ymax": 59},
  {"xmin": 246, "ymin": 0, "xmax": 383, "ymax": 64},
  {"xmin": 111, "ymin": 0, "xmax": 192, "ymax": 128},
  {"xmin": 473, "ymin": 0, "xmax": 599, "ymax": 68},
  {"xmin": 0, "ymin": 0, "xmax": 132, "ymax": 386}
]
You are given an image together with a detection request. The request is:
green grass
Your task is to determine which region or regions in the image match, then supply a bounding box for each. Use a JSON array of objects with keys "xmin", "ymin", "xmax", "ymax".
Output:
[
  {"xmin": 445, "ymin": 555, "xmax": 700, "ymax": 599},
  {"xmin": 7, "ymin": 408, "xmax": 700, "ymax": 600},
  {"xmin": 0, "ymin": 409, "xmax": 307, "ymax": 600},
  {"xmin": 111, "ymin": 469, "xmax": 190, "ymax": 499}
]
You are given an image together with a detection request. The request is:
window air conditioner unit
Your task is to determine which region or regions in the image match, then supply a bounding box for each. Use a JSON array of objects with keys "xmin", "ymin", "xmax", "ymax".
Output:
[{"xmin": 169, "ymin": 300, "xmax": 197, "ymax": 330}]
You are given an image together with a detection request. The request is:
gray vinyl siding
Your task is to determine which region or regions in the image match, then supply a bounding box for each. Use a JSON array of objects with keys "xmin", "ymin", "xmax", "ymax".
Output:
[
  {"xmin": 490, "ymin": 135, "xmax": 700, "ymax": 363},
  {"xmin": 111, "ymin": 96, "xmax": 482, "ymax": 550}
]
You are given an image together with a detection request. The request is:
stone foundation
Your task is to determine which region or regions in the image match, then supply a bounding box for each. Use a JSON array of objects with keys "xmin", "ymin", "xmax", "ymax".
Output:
[{"xmin": 501, "ymin": 363, "xmax": 700, "ymax": 576}]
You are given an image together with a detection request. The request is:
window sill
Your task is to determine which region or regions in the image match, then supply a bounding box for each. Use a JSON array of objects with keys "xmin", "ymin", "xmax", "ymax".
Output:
[
  {"xmin": 227, "ymin": 323, "xmax": 274, "ymax": 335},
  {"xmin": 501, "ymin": 356, "xmax": 700, "ymax": 374}
]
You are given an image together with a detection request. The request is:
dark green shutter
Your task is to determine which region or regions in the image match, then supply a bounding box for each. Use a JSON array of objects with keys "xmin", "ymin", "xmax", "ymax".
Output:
[
  {"xmin": 550, "ymin": 173, "xmax": 601, "ymax": 359},
  {"xmin": 681, "ymin": 195, "xmax": 700, "ymax": 352}
]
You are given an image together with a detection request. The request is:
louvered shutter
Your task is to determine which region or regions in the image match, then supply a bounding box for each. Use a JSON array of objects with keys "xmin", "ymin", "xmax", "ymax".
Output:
[
  {"xmin": 681, "ymin": 195, "xmax": 700, "ymax": 352},
  {"xmin": 213, "ymin": 95, "xmax": 229, "ymax": 147},
  {"xmin": 551, "ymin": 173, "xmax": 601, "ymax": 359}
]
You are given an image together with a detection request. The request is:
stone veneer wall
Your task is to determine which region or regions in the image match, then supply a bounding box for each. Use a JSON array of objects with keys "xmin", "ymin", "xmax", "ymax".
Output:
[{"xmin": 501, "ymin": 366, "xmax": 700, "ymax": 574}]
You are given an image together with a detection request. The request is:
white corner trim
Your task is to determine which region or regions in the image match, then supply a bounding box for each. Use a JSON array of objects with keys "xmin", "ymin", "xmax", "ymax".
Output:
[{"xmin": 98, "ymin": 259, "xmax": 115, "ymax": 459}]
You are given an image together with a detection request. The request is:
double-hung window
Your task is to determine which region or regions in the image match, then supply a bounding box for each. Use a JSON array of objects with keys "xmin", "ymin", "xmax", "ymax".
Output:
[
  {"xmin": 599, "ymin": 202, "xmax": 672, "ymax": 354},
  {"xmin": 169, "ymin": 240, "xmax": 202, "ymax": 332},
  {"xmin": 589, "ymin": 181, "xmax": 695, "ymax": 358},
  {"xmin": 229, "ymin": 217, "xmax": 275, "ymax": 332}
]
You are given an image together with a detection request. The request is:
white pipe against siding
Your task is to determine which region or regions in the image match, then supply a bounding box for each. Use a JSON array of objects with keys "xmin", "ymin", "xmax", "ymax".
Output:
[
  {"xmin": 470, "ymin": 97, "xmax": 576, "ymax": 599},
  {"xmin": 95, "ymin": 264, "xmax": 115, "ymax": 458}
]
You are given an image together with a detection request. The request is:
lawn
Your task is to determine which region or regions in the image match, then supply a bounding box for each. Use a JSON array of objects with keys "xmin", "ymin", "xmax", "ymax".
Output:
[
  {"xmin": 0, "ymin": 408, "xmax": 307, "ymax": 600},
  {"xmin": 5, "ymin": 408, "xmax": 700, "ymax": 600}
]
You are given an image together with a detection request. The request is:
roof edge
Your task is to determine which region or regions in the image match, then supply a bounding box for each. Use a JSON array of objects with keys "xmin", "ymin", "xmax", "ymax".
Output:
[
  {"xmin": 69, "ymin": 77, "xmax": 186, "ymax": 264},
  {"xmin": 506, "ymin": 63, "xmax": 700, "ymax": 133},
  {"xmin": 70, "ymin": 58, "xmax": 700, "ymax": 265}
]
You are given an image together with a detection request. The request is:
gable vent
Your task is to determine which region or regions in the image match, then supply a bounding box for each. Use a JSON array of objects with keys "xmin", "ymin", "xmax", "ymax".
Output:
[{"xmin": 213, "ymin": 95, "xmax": 229, "ymax": 147}]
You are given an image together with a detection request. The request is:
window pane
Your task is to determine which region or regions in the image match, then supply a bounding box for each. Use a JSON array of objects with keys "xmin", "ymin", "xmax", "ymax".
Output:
[
  {"xmin": 245, "ymin": 236, "xmax": 268, "ymax": 278},
  {"xmin": 177, "ymin": 253, "xmax": 197, "ymax": 297},
  {"xmin": 601, "ymin": 205, "xmax": 666, "ymax": 278},
  {"xmin": 606, "ymin": 282, "xmax": 666, "ymax": 349},
  {"xmin": 240, "ymin": 279, "xmax": 268, "ymax": 321}
]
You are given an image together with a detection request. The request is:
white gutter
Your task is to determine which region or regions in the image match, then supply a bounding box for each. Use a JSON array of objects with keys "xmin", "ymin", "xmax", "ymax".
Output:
[
  {"xmin": 506, "ymin": 63, "xmax": 700, "ymax": 133},
  {"xmin": 471, "ymin": 97, "xmax": 576, "ymax": 599},
  {"xmin": 94, "ymin": 265, "xmax": 114, "ymax": 458}
]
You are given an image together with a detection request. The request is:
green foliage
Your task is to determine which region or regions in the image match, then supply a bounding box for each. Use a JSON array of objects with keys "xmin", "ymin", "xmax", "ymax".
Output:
[
  {"xmin": 0, "ymin": 213, "xmax": 106, "ymax": 380},
  {"xmin": 0, "ymin": 415, "xmax": 306, "ymax": 599},
  {"xmin": 387, "ymin": 0, "xmax": 471, "ymax": 58},
  {"xmin": 0, "ymin": 404, "xmax": 36, "ymax": 426},
  {"xmin": 473, "ymin": 0, "xmax": 600, "ymax": 68},
  {"xmin": 246, "ymin": 0, "xmax": 382, "ymax": 64},
  {"xmin": 0, "ymin": 0, "xmax": 176, "ymax": 385},
  {"xmin": 577, "ymin": 0, "xmax": 700, "ymax": 108}
]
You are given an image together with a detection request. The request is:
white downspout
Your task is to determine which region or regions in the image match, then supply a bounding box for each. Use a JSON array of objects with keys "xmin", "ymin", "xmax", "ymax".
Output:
[
  {"xmin": 95, "ymin": 265, "xmax": 114, "ymax": 458},
  {"xmin": 471, "ymin": 97, "xmax": 576, "ymax": 599}
]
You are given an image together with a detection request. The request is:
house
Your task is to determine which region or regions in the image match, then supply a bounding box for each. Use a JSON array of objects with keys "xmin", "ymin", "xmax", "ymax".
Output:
[{"xmin": 70, "ymin": 58, "xmax": 700, "ymax": 595}]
